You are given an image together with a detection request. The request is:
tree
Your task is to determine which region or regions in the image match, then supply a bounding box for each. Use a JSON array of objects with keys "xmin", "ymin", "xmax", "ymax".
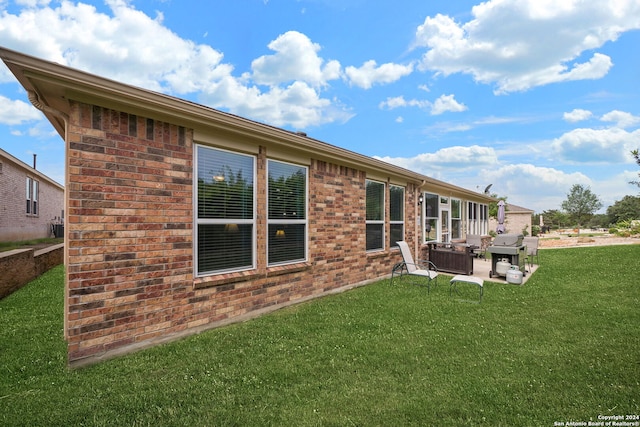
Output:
[
  {"xmin": 631, "ymin": 149, "xmax": 640, "ymax": 189},
  {"xmin": 561, "ymin": 184, "xmax": 603, "ymax": 226},
  {"xmin": 588, "ymin": 214, "xmax": 609, "ymax": 229},
  {"xmin": 540, "ymin": 209, "xmax": 569, "ymax": 229},
  {"xmin": 607, "ymin": 195, "xmax": 640, "ymax": 224}
]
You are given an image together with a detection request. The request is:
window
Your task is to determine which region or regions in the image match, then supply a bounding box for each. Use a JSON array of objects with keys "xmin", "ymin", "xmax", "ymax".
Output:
[
  {"xmin": 423, "ymin": 193, "xmax": 439, "ymax": 242},
  {"xmin": 196, "ymin": 146, "xmax": 255, "ymax": 276},
  {"xmin": 451, "ymin": 199, "xmax": 461, "ymax": 240},
  {"xmin": 267, "ymin": 160, "xmax": 307, "ymax": 265},
  {"xmin": 480, "ymin": 204, "xmax": 488, "ymax": 235},
  {"xmin": 26, "ymin": 177, "xmax": 32, "ymax": 214},
  {"xmin": 26, "ymin": 177, "xmax": 38, "ymax": 215},
  {"xmin": 366, "ymin": 180, "xmax": 385, "ymax": 251},
  {"xmin": 32, "ymin": 180, "xmax": 39, "ymax": 215},
  {"xmin": 467, "ymin": 201, "xmax": 489, "ymax": 235},
  {"xmin": 468, "ymin": 202, "xmax": 477, "ymax": 234},
  {"xmin": 389, "ymin": 185, "xmax": 404, "ymax": 248}
]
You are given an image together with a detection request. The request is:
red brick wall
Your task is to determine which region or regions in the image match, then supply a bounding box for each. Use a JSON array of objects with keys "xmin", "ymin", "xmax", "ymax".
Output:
[
  {"xmin": 309, "ymin": 160, "xmax": 364, "ymax": 286},
  {"xmin": 66, "ymin": 102, "xmax": 194, "ymax": 363},
  {"xmin": 65, "ymin": 101, "xmax": 413, "ymax": 366}
]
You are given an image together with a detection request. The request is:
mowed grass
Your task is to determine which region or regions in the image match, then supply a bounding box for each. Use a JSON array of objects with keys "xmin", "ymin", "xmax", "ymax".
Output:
[{"xmin": 1, "ymin": 245, "xmax": 638, "ymax": 426}]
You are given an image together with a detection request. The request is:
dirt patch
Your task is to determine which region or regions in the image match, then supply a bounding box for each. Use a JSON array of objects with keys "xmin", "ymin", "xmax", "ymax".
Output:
[{"xmin": 539, "ymin": 234, "xmax": 640, "ymax": 248}]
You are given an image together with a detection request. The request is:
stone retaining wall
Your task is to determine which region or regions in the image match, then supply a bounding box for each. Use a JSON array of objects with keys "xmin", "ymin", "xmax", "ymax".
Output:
[{"xmin": 0, "ymin": 243, "xmax": 64, "ymax": 299}]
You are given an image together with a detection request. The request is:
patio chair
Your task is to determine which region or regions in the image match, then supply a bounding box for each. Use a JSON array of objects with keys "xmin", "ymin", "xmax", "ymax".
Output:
[
  {"xmin": 523, "ymin": 236, "xmax": 539, "ymax": 269},
  {"xmin": 391, "ymin": 241, "xmax": 439, "ymax": 293},
  {"xmin": 466, "ymin": 234, "xmax": 486, "ymax": 260}
]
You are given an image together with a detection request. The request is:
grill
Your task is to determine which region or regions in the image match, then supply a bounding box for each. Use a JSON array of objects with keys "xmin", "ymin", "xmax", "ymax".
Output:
[{"xmin": 487, "ymin": 234, "xmax": 526, "ymax": 278}]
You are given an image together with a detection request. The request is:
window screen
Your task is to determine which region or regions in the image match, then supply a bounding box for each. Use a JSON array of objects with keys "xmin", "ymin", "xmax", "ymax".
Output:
[
  {"xmin": 389, "ymin": 185, "xmax": 404, "ymax": 248},
  {"xmin": 196, "ymin": 145, "xmax": 255, "ymax": 275},
  {"xmin": 366, "ymin": 180, "xmax": 385, "ymax": 251},
  {"xmin": 268, "ymin": 160, "xmax": 307, "ymax": 265}
]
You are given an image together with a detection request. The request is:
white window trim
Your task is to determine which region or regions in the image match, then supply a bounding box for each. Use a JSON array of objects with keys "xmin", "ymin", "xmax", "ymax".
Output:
[
  {"xmin": 194, "ymin": 144, "xmax": 257, "ymax": 277},
  {"xmin": 422, "ymin": 192, "xmax": 439, "ymax": 243},
  {"xmin": 389, "ymin": 185, "xmax": 404, "ymax": 248},
  {"xmin": 266, "ymin": 159, "xmax": 309, "ymax": 267},
  {"xmin": 451, "ymin": 198, "xmax": 462, "ymax": 240},
  {"xmin": 366, "ymin": 179, "xmax": 385, "ymax": 252}
]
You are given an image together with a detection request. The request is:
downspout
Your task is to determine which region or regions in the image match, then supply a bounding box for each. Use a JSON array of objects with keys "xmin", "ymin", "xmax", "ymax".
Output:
[
  {"xmin": 27, "ymin": 90, "xmax": 70, "ymax": 339},
  {"xmin": 415, "ymin": 179, "xmax": 426, "ymax": 260}
]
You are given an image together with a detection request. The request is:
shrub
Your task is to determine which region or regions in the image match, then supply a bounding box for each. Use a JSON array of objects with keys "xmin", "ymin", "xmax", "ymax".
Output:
[{"xmin": 531, "ymin": 225, "xmax": 541, "ymax": 237}]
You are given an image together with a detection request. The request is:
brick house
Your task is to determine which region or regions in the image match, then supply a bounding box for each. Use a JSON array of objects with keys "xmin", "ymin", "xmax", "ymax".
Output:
[
  {"xmin": 0, "ymin": 147, "xmax": 64, "ymax": 241},
  {"xmin": 1, "ymin": 47, "xmax": 493, "ymax": 367},
  {"xmin": 489, "ymin": 203, "xmax": 534, "ymax": 236}
]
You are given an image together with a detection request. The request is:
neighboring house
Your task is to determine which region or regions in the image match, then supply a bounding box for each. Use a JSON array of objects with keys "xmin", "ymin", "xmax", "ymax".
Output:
[
  {"xmin": 0, "ymin": 147, "xmax": 64, "ymax": 241},
  {"xmin": 1, "ymin": 47, "xmax": 494, "ymax": 367},
  {"xmin": 489, "ymin": 202, "xmax": 534, "ymax": 236}
]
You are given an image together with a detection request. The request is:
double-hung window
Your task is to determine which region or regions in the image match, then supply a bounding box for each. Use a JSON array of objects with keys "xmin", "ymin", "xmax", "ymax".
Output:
[
  {"xmin": 26, "ymin": 177, "xmax": 32, "ymax": 214},
  {"xmin": 389, "ymin": 185, "xmax": 404, "ymax": 248},
  {"xmin": 423, "ymin": 193, "xmax": 439, "ymax": 242},
  {"xmin": 267, "ymin": 160, "xmax": 307, "ymax": 265},
  {"xmin": 451, "ymin": 198, "xmax": 461, "ymax": 240},
  {"xmin": 26, "ymin": 177, "xmax": 38, "ymax": 215},
  {"xmin": 366, "ymin": 180, "xmax": 385, "ymax": 251},
  {"xmin": 196, "ymin": 146, "xmax": 255, "ymax": 276}
]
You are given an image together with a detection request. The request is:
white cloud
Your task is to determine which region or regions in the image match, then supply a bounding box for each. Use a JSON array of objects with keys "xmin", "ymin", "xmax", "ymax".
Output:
[
  {"xmin": 413, "ymin": 0, "xmax": 640, "ymax": 93},
  {"xmin": 0, "ymin": 0, "xmax": 232, "ymax": 93},
  {"xmin": 14, "ymin": 0, "xmax": 51, "ymax": 6},
  {"xmin": 488, "ymin": 163, "xmax": 589, "ymax": 189},
  {"xmin": 251, "ymin": 31, "xmax": 341, "ymax": 87},
  {"xmin": 551, "ymin": 127, "xmax": 640, "ymax": 163},
  {"xmin": 0, "ymin": 63, "xmax": 12, "ymax": 84},
  {"xmin": 379, "ymin": 96, "xmax": 429, "ymax": 110},
  {"xmin": 201, "ymin": 78, "xmax": 353, "ymax": 129},
  {"xmin": 480, "ymin": 163, "xmax": 592, "ymax": 212},
  {"xmin": 473, "ymin": 116, "xmax": 525, "ymax": 126},
  {"xmin": 0, "ymin": 3, "xmax": 353, "ymax": 129},
  {"xmin": 594, "ymin": 169, "xmax": 640, "ymax": 209},
  {"xmin": 375, "ymin": 145, "xmax": 499, "ymax": 173},
  {"xmin": 373, "ymin": 150, "xmax": 600, "ymax": 213},
  {"xmin": 0, "ymin": 95, "xmax": 43, "ymax": 125},
  {"xmin": 600, "ymin": 110, "xmax": 640, "ymax": 129},
  {"xmin": 344, "ymin": 60, "xmax": 413, "ymax": 89},
  {"xmin": 379, "ymin": 94, "xmax": 466, "ymax": 115},
  {"xmin": 430, "ymin": 94, "xmax": 467, "ymax": 115},
  {"xmin": 564, "ymin": 108, "xmax": 593, "ymax": 123}
]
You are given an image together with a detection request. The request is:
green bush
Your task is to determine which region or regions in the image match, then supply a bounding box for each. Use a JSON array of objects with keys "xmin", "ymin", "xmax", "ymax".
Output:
[{"xmin": 531, "ymin": 225, "xmax": 541, "ymax": 237}]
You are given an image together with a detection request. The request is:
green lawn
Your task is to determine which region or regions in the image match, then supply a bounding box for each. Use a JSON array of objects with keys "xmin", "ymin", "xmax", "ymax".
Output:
[{"xmin": 1, "ymin": 245, "xmax": 638, "ymax": 426}]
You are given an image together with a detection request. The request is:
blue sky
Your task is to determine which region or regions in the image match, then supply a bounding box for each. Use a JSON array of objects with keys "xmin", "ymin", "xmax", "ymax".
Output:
[{"xmin": 1, "ymin": 0, "xmax": 639, "ymax": 214}]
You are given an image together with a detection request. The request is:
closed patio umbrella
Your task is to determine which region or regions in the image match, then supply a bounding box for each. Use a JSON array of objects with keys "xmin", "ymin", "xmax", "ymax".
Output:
[{"xmin": 496, "ymin": 200, "xmax": 506, "ymax": 234}]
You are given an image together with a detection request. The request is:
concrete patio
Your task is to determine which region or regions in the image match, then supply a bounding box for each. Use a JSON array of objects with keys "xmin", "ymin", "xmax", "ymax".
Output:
[{"xmin": 468, "ymin": 256, "xmax": 538, "ymax": 285}]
